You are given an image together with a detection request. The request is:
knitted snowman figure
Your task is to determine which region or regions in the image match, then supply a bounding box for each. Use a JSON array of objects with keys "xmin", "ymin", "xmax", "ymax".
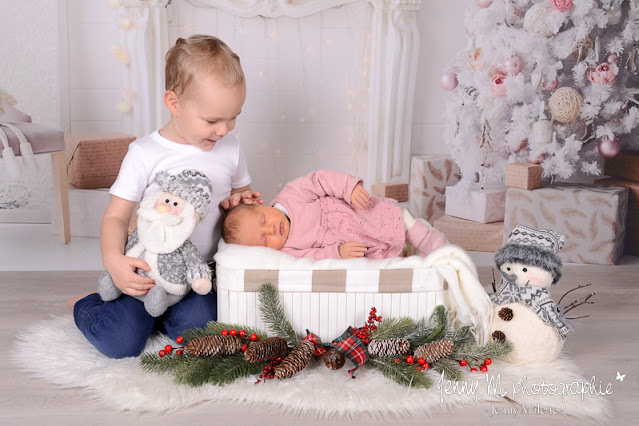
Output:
[{"xmin": 489, "ymin": 225, "xmax": 572, "ymax": 363}]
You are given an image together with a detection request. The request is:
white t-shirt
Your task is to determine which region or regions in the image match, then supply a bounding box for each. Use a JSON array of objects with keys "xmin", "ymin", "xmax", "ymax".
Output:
[{"xmin": 110, "ymin": 130, "xmax": 251, "ymax": 262}]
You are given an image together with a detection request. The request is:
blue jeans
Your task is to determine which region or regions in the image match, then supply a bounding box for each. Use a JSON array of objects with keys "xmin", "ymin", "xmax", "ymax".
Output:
[{"xmin": 74, "ymin": 289, "xmax": 217, "ymax": 358}]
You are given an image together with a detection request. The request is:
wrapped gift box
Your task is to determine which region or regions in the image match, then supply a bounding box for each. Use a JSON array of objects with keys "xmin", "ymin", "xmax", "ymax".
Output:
[
  {"xmin": 445, "ymin": 183, "xmax": 507, "ymax": 224},
  {"xmin": 409, "ymin": 155, "xmax": 460, "ymax": 222},
  {"xmin": 503, "ymin": 184, "xmax": 629, "ymax": 265},
  {"xmin": 433, "ymin": 215, "xmax": 504, "ymax": 252},
  {"xmin": 65, "ymin": 133, "xmax": 136, "ymax": 189},
  {"xmin": 595, "ymin": 178, "xmax": 639, "ymax": 256},
  {"xmin": 603, "ymin": 151, "xmax": 639, "ymax": 182},
  {"xmin": 504, "ymin": 162, "xmax": 543, "ymax": 190},
  {"xmin": 371, "ymin": 182, "xmax": 408, "ymax": 202}
]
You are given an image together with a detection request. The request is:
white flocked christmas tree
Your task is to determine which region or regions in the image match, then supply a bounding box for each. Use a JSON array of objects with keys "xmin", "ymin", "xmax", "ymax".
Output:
[{"xmin": 441, "ymin": 0, "xmax": 639, "ymax": 189}]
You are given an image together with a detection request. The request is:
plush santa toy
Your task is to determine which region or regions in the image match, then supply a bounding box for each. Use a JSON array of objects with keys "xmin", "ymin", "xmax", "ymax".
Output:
[
  {"xmin": 98, "ymin": 169, "xmax": 213, "ymax": 317},
  {"xmin": 489, "ymin": 225, "xmax": 573, "ymax": 363}
]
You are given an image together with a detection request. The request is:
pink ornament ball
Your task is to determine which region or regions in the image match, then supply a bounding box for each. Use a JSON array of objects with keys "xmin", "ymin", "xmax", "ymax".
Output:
[
  {"xmin": 503, "ymin": 55, "xmax": 523, "ymax": 75},
  {"xmin": 439, "ymin": 71, "xmax": 458, "ymax": 91},
  {"xmin": 543, "ymin": 78, "xmax": 559, "ymax": 91},
  {"xmin": 607, "ymin": 53, "xmax": 619, "ymax": 65},
  {"xmin": 598, "ymin": 137, "xmax": 620, "ymax": 158},
  {"xmin": 475, "ymin": 0, "xmax": 493, "ymax": 8}
]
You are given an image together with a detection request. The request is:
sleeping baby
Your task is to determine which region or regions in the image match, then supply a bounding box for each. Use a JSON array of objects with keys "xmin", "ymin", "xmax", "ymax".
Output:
[{"xmin": 222, "ymin": 169, "xmax": 447, "ymax": 260}]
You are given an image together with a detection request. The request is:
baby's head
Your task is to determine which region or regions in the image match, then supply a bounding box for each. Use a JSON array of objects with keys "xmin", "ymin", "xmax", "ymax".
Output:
[
  {"xmin": 163, "ymin": 35, "xmax": 246, "ymax": 151},
  {"xmin": 223, "ymin": 204, "xmax": 290, "ymax": 250}
]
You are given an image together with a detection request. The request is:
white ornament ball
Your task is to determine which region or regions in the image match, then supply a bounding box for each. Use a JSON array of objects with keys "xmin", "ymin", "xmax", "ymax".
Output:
[
  {"xmin": 523, "ymin": 2, "xmax": 554, "ymax": 37},
  {"xmin": 439, "ymin": 71, "xmax": 458, "ymax": 91},
  {"xmin": 503, "ymin": 55, "xmax": 524, "ymax": 75},
  {"xmin": 598, "ymin": 137, "xmax": 621, "ymax": 158},
  {"xmin": 548, "ymin": 87, "xmax": 583, "ymax": 123},
  {"xmin": 475, "ymin": 0, "xmax": 493, "ymax": 8}
]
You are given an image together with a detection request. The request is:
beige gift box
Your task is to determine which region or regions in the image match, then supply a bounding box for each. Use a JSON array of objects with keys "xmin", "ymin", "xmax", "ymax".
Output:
[
  {"xmin": 503, "ymin": 184, "xmax": 629, "ymax": 265},
  {"xmin": 409, "ymin": 155, "xmax": 460, "ymax": 222}
]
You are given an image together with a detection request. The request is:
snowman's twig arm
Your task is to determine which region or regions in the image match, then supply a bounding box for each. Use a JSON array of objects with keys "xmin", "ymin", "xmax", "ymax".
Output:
[
  {"xmin": 563, "ymin": 292, "xmax": 596, "ymax": 314},
  {"xmin": 557, "ymin": 283, "xmax": 592, "ymax": 306}
]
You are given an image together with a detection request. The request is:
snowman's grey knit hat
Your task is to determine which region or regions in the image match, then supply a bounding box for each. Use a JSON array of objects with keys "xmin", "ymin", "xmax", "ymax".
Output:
[
  {"xmin": 495, "ymin": 225, "xmax": 565, "ymax": 284},
  {"xmin": 154, "ymin": 169, "xmax": 213, "ymax": 219}
]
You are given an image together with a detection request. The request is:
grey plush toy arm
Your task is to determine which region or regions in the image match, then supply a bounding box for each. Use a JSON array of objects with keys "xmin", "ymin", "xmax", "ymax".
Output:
[
  {"xmin": 181, "ymin": 239, "xmax": 212, "ymax": 283},
  {"xmin": 125, "ymin": 228, "xmax": 139, "ymax": 253}
]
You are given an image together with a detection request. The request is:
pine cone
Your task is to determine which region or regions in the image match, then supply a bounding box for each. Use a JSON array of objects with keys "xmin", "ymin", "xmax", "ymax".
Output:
[
  {"xmin": 275, "ymin": 340, "xmax": 315, "ymax": 379},
  {"xmin": 367, "ymin": 338, "xmax": 411, "ymax": 358},
  {"xmin": 324, "ymin": 348, "xmax": 345, "ymax": 370},
  {"xmin": 414, "ymin": 339, "xmax": 454, "ymax": 363},
  {"xmin": 185, "ymin": 335, "xmax": 243, "ymax": 357},
  {"xmin": 498, "ymin": 307, "xmax": 514, "ymax": 321},
  {"xmin": 492, "ymin": 330, "xmax": 506, "ymax": 341},
  {"xmin": 244, "ymin": 337, "xmax": 288, "ymax": 362}
]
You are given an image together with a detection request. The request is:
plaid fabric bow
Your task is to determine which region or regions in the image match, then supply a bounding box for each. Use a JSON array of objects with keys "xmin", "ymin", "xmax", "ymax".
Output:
[{"xmin": 305, "ymin": 327, "xmax": 368, "ymax": 378}]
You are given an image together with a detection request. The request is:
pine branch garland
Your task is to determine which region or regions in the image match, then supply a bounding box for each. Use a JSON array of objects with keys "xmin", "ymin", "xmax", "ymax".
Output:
[
  {"xmin": 140, "ymin": 351, "xmax": 196, "ymax": 374},
  {"xmin": 182, "ymin": 322, "xmax": 266, "ymax": 343},
  {"xmin": 453, "ymin": 340, "xmax": 513, "ymax": 368},
  {"xmin": 431, "ymin": 357, "xmax": 464, "ymax": 382},
  {"xmin": 407, "ymin": 305, "xmax": 449, "ymax": 348},
  {"xmin": 366, "ymin": 358, "xmax": 433, "ymax": 389},
  {"xmin": 369, "ymin": 317, "xmax": 417, "ymax": 340},
  {"xmin": 258, "ymin": 283, "xmax": 300, "ymax": 346}
]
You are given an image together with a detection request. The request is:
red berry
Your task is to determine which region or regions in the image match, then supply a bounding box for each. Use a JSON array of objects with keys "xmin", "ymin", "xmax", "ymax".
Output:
[
  {"xmin": 158, "ymin": 350, "xmax": 166, "ymax": 357},
  {"xmin": 422, "ymin": 362, "xmax": 430, "ymax": 370},
  {"xmin": 417, "ymin": 357, "xmax": 426, "ymax": 365},
  {"xmin": 393, "ymin": 358, "xmax": 400, "ymax": 364},
  {"xmin": 459, "ymin": 359, "xmax": 468, "ymax": 367},
  {"xmin": 222, "ymin": 329, "xmax": 229, "ymax": 336},
  {"xmin": 480, "ymin": 365, "xmax": 488, "ymax": 372},
  {"xmin": 241, "ymin": 344, "xmax": 248, "ymax": 352},
  {"xmin": 175, "ymin": 336, "xmax": 183, "ymax": 344},
  {"xmin": 230, "ymin": 329, "xmax": 237, "ymax": 336},
  {"xmin": 239, "ymin": 330, "xmax": 246, "ymax": 338},
  {"xmin": 406, "ymin": 356, "xmax": 415, "ymax": 364},
  {"xmin": 176, "ymin": 349, "xmax": 183, "ymax": 356},
  {"xmin": 484, "ymin": 358, "xmax": 492, "ymax": 366},
  {"xmin": 470, "ymin": 368, "xmax": 478, "ymax": 372},
  {"xmin": 250, "ymin": 333, "xmax": 259, "ymax": 341},
  {"xmin": 416, "ymin": 366, "xmax": 423, "ymax": 372},
  {"xmin": 165, "ymin": 344, "xmax": 173, "ymax": 352},
  {"xmin": 376, "ymin": 316, "xmax": 382, "ymax": 321}
]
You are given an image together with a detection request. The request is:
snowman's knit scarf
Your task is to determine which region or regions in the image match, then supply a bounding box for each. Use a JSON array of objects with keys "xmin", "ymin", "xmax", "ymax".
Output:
[{"xmin": 490, "ymin": 277, "xmax": 573, "ymax": 339}]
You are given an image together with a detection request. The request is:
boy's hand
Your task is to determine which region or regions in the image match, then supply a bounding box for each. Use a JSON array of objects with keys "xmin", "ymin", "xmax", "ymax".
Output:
[
  {"xmin": 350, "ymin": 184, "xmax": 370, "ymax": 210},
  {"xmin": 339, "ymin": 242, "xmax": 367, "ymax": 259},
  {"xmin": 105, "ymin": 254, "xmax": 155, "ymax": 296},
  {"xmin": 220, "ymin": 191, "xmax": 263, "ymax": 210}
]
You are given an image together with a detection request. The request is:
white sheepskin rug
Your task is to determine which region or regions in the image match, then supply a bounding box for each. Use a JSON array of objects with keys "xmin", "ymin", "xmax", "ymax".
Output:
[{"xmin": 12, "ymin": 316, "xmax": 611, "ymax": 421}]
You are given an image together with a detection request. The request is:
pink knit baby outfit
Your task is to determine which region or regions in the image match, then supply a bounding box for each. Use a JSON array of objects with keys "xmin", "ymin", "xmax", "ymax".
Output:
[{"xmin": 271, "ymin": 170, "xmax": 405, "ymax": 260}]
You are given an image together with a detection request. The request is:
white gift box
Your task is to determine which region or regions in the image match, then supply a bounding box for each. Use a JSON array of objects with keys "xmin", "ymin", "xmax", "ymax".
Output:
[
  {"xmin": 51, "ymin": 186, "xmax": 110, "ymax": 238},
  {"xmin": 445, "ymin": 183, "xmax": 507, "ymax": 224}
]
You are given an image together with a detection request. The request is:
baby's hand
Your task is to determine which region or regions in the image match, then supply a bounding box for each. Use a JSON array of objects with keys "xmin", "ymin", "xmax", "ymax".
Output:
[
  {"xmin": 220, "ymin": 191, "xmax": 263, "ymax": 210},
  {"xmin": 106, "ymin": 254, "xmax": 155, "ymax": 296},
  {"xmin": 339, "ymin": 242, "xmax": 367, "ymax": 259},
  {"xmin": 350, "ymin": 184, "xmax": 370, "ymax": 210}
]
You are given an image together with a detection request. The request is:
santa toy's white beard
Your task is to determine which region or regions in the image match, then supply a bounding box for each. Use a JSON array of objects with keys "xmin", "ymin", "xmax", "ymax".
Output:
[{"xmin": 136, "ymin": 194, "xmax": 197, "ymax": 254}]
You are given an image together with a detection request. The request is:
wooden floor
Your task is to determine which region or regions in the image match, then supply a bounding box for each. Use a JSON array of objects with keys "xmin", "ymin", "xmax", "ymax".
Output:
[{"xmin": 1, "ymin": 264, "xmax": 637, "ymax": 425}]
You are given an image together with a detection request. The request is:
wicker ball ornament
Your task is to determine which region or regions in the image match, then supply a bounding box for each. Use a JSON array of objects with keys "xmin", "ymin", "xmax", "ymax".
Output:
[
  {"xmin": 548, "ymin": 87, "xmax": 583, "ymax": 123},
  {"xmin": 523, "ymin": 2, "xmax": 554, "ymax": 37}
]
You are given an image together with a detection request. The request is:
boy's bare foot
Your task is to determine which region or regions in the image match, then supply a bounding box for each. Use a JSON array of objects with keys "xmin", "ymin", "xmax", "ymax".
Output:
[{"xmin": 67, "ymin": 293, "xmax": 93, "ymax": 313}]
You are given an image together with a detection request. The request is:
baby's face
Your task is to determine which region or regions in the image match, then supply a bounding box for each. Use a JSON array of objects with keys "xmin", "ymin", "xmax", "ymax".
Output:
[{"xmin": 235, "ymin": 205, "xmax": 290, "ymax": 250}]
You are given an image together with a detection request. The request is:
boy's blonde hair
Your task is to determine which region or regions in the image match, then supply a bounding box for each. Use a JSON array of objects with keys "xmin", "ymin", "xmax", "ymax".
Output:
[{"xmin": 165, "ymin": 34, "xmax": 245, "ymax": 98}]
